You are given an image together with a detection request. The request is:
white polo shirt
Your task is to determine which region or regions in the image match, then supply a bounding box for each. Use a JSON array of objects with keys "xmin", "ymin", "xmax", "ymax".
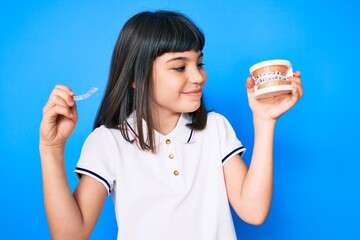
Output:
[{"xmin": 75, "ymin": 111, "xmax": 245, "ymax": 240}]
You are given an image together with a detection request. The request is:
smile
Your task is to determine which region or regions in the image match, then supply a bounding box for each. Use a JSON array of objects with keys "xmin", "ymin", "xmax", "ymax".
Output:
[{"xmin": 182, "ymin": 88, "xmax": 203, "ymax": 97}]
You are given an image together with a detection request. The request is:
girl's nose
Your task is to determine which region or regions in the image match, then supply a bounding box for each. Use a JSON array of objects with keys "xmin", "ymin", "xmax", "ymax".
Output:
[{"xmin": 189, "ymin": 68, "xmax": 206, "ymax": 84}]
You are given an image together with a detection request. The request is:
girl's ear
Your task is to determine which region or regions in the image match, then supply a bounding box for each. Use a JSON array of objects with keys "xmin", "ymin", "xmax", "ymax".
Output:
[{"xmin": 131, "ymin": 82, "xmax": 136, "ymax": 89}]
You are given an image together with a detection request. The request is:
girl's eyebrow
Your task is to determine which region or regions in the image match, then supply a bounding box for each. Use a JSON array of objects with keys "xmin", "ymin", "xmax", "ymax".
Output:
[{"xmin": 166, "ymin": 52, "xmax": 203, "ymax": 63}]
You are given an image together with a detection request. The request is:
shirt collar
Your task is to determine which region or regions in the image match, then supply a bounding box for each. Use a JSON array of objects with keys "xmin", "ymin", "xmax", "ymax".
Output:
[{"xmin": 125, "ymin": 112, "xmax": 196, "ymax": 146}]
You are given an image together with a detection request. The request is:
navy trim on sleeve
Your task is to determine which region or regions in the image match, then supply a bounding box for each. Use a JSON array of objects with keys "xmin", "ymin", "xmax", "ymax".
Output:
[
  {"xmin": 75, "ymin": 167, "xmax": 111, "ymax": 193},
  {"xmin": 221, "ymin": 146, "xmax": 245, "ymax": 163}
]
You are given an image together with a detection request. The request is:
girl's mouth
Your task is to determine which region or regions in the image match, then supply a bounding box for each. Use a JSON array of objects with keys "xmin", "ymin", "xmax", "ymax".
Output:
[{"xmin": 182, "ymin": 88, "xmax": 203, "ymax": 97}]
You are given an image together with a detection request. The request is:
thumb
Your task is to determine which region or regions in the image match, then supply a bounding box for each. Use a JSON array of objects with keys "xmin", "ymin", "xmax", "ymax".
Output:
[{"xmin": 246, "ymin": 77, "xmax": 255, "ymax": 95}]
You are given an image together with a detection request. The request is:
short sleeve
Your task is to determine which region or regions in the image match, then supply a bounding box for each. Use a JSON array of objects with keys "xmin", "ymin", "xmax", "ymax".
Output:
[
  {"xmin": 214, "ymin": 113, "xmax": 246, "ymax": 165},
  {"xmin": 74, "ymin": 126, "xmax": 117, "ymax": 195}
]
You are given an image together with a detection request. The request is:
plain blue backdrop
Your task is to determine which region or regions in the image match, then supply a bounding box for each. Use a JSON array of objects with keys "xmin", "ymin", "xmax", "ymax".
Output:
[{"xmin": 1, "ymin": 0, "xmax": 359, "ymax": 239}]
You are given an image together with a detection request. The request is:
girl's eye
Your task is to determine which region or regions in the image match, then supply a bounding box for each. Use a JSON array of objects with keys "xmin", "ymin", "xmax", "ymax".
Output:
[
  {"xmin": 173, "ymin": 66, "xmax": 185, "ymax": 72},
  {"xmin": 172, "ymin": 63, "xmax": 204, "ymax": 72},
  {"xmin": 197, "ymin": 63, "xmax": 205, "ymax": 69}
]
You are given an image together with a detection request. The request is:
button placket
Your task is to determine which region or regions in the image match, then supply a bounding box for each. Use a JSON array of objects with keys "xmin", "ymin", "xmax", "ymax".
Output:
[{"xmin": 165, "ymin": 139, "xmax": 180, "ymax": 178}]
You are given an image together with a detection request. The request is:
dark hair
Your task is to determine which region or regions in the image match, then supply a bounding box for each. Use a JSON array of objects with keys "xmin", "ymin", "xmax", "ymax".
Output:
[{"xmin": 94, "ymin": 10, "xmax": 207, "ymax": 152}]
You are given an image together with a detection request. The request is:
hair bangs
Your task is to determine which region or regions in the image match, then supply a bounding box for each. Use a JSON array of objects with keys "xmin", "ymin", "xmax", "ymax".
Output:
[{"xmin": 153, "ymin": 11, "xmax": 205, "ymax": 57}]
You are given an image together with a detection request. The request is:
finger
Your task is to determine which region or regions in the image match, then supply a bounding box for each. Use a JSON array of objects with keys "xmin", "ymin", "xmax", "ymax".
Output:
[
  {"xmin": 43, "ymin": 92, "xmax": 74, "ymax": 114},
  {"xmin": 292, "ymin": 79, "xmax": 304, "ymax": 99},
  {"xmin": 70, "ymin": 102, "xmax": 78, "ymax": 123},
  {"xmin": 289, "ymin": 73, "xmax": 301, "ymax": 84},
  {"xmin": 246, "ymin": 77, "xmax": 255, "ymax": 95},
  {"xmin": 42, "ymin": 86, "xmax": 76, "ymax": 126},
  {"xmin": 292, "ymin": 81, "xmax": 304, "ymax": 98},
  {"xmin": 49, "ymin": 86, "xmax": 75, "ymax": 107},
  {"xmin": 43, "ymin": 91, "xmax": 76, "ymax": 117},
  {"xmin": 54, "ymin": 84, "xmax": 75, "ymax": 96},
  {"xmin": 293, "ymin": 70, "xmax": 301, "ymax": 78},
  {"xmin": 289, "ymin": 73, "xmax": 304, "ymax": 98},
  {"xmin": 291, "ymin": 85, "xmax": 300, "ymax": 102},
  {"xmin": 44, "ymin": 104, "xmax": 74, "ymax": 121}
]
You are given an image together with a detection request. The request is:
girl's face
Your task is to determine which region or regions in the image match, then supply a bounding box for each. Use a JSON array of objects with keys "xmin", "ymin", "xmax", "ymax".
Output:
[{"xmin": 150, "ymin": 50, "xmax": 207, "ymax": 119}]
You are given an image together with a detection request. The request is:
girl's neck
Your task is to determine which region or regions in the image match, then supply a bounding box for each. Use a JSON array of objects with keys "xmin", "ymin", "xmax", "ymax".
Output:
[{"xmin": 151, "ymin": 111, "xmax": 181, "ymax": 136}]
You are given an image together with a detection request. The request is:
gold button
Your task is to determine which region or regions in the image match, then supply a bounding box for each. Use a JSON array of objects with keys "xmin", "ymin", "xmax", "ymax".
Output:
[
  {"xmin": 173, "ymin": 170, "xmax": 179, "ymax": 176},
  {"xmin": 166, "ymin": 139, "xmax": 171, "ymax": 145},
  {"xmin": 169, "ymin": 153, "xmax": 174, "ymax": 159}
]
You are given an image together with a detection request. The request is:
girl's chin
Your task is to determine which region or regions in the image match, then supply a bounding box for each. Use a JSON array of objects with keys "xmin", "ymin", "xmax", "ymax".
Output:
[{"xmin": 183, "ymin": 103, "xmax": 201, "ymax": 113}]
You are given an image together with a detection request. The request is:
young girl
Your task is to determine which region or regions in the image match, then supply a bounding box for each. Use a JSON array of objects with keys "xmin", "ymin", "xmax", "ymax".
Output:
[{"xmin": 40, "ymin": 10, "xmax": 303, "ymax": 239}]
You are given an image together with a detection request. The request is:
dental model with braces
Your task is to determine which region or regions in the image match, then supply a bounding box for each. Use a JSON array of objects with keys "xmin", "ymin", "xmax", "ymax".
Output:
[{"xmin": 254, "ymin": 71, "xmax": 288, "ymax": 86}]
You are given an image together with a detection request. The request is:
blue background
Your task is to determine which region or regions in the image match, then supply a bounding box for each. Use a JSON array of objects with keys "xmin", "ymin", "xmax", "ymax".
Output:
[{"xmin": 1, "ymin": 0, "xmax": 359, "ymax": 239}]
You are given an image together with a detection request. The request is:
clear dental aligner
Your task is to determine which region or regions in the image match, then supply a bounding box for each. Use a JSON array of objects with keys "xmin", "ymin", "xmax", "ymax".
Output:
[
  {"xmin": 74, "ymin": 87, "xmax": 98, "ymax": 101},
  {"xmin": 255, "ymin": 71, "xmax": 288, "ymax": 86}
]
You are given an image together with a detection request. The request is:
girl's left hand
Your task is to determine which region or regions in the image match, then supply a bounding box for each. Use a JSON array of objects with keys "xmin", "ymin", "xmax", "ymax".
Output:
[{"xmin": 246, "ymin": 71, "xmax": 304, "ymax": 121}]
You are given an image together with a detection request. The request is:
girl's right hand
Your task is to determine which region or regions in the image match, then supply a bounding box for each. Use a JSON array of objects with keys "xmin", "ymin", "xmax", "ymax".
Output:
[{"xmin": 40, "ymin": 85, "xmax": 78, "ymax": 149}]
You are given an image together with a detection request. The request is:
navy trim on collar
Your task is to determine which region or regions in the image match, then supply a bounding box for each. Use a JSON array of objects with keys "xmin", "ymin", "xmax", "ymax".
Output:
[
  {"xmin": 187, "ymin": 129, "xmax": 194, "ymax": 143},
  {"xmin": 125, "ymin": 112, "xmax": 195, "ymax": 145}
]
